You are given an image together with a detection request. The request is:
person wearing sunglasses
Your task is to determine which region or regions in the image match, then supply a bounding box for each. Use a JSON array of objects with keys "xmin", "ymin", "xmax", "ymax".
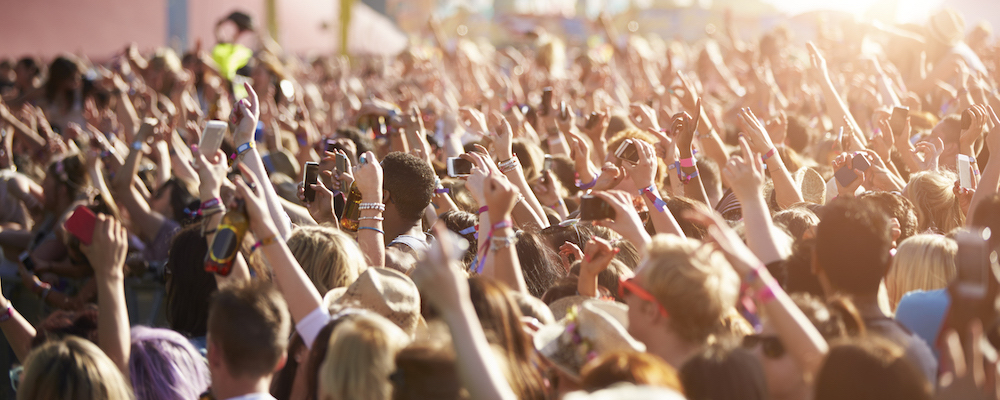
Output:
[{"xmin": 621, "ymin": 234, "xmax": 741, "ymax": 368}]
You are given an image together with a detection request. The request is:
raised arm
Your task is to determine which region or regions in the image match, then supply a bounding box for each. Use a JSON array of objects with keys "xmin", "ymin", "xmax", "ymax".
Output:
[
  {"xmin": 482, "ymin": 174, "xmax": 528, "ymax": 294},
  {"xmin": 82, "ymin": 215, "xmax": 131, "ymax": 376},
  {"xmin": 411, "ymin": 223, "xmax": 518, "ymax": 400},
  {"xmin": 687, "ymin": 207, "xmax": 829, "ymax": 382},
  {"xmin": 109, "ymin": 119, "xmax": 168, "ymax": 243},
  {"xmin": 492, "ymin": 114, "xmax": 548, "ymax": 229},
  {"xmin": 722, "ymin": 138, "xmax": 785, "ymax": 264},
  {"xmin": 0, "ymin": 277, "xmax": 38, "ymax": 362},
  {"xmin": 231, "ymin": 82, "xmax": 292, "ymax": 239},
  {"xmin": 738, "ymin": 107, "xmax": 804, "ymax": 209},
  {"xmin": 354, "ymin": 151, "xmax": 386, "ymax": 268},
  {"xmin": 577, "ymin": 237, "xmax": 619, "ymax": 298},
  {"xmin": 622, "ymin": 139, "xmax": 684, "ymax": 237},
  {"xmin": 968, "ymin": 106, "xmax": 1000, "ymax": 219}
]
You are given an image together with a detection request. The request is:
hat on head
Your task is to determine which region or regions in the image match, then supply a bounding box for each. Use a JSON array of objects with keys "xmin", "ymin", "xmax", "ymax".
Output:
[
  {"xmin": 323, "ymin": 267, "xmax": 421, "ymax": 336},
  {"xmin": 928, "ymin": 8, "xmax": 965, "ymax": 46},
  {"xmin": 534, "ymin": 300, "xmax": 646, "ymax": 380},
  {"xmin": 548, "ymin": 295, "xmax": 590, "ymax": 321},
  {"xmin": 794, "ymin": 167, "xmax": 827, "ymax": 205}
]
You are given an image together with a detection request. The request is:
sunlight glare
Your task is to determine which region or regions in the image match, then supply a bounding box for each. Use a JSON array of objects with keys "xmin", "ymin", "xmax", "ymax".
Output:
[{"xmin": 762, "ymin": 0, "xmax": 945, "ymax": 23}]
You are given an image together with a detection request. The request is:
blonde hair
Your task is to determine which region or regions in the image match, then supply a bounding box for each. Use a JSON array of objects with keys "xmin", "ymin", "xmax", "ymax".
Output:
[
  {"xmin": 318, "ymin": 312, "xmax": 410, "ymax": 400},
  {"xmin": 903, "ymin": 171, "xmax": 964, "ymax": 234},
  {"xmin": 18, "ymin": 336, "xmax": 135, "ymax": 400},
  {"xmin": 885, "ymin": 234, "xmax": 957, "ymax": 310},
  {"xmin": 287, "ymin": 226, "xmax": 365, "ymax": 293},
  {"xmin": 639, "ymin": 234, "xmax": 740, "ymax": 343}
]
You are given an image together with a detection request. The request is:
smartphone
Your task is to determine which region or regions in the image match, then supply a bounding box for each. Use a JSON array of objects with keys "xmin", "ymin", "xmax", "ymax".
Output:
[
  {"xmin": 958, "ymin": 154, "xmax": 974, "ymax": 189},
  {"xmin": 579, "ymin": 195, "xmax": 616, "ymax": 221},
  {"xmin": 541, "ymin": 87, "xmax": 553, "ymax": 116},
  {"xmin": 18, "ymin": 251, "xmax": 34, "ymax": 272},
  {"xmin": 834, "ymin": 166, "xmax": 859, "ymax": 188},
  {"xmin": 586, "ymin": 112, "xmax": 600, "ymax": 129},
  {"xmin": 303, "ymin": 162, "xmax": 319, "ymax": 202},
  {"xmin": 890, "ymin": 106, "xmax": 909, "ymax": 138},
  {"xmin": 335, "ymin": 153, "xmax": 349, "ymax": 175},
  {"xmin": 543, "ymin": 155, "xmax": 554, "ymax": 171},
  {"xmin": 559, "ymin": 101, "xmax": 568, "ymax": 120},
  {"xmin": 615, "ymin": 139, "xmax": 640, "ymax": 165},
  {"xmin": 64, "ymin": 205, "xmax": 97, "ymax": 246},
  {"xmin": 199, "ymin": 120, "xmax": 228, "ymax": 159},
  {"xmin": 447, "ymin": 157, "xmax": 473, "ymax": 177},
  {"xmin": 325, "ymin": 139, "xmax": 338, "ymax": 153},
  {"xmin": 961, "ymin": 109, "xmax": 973, "ymax": 130},
  {"xmin": 851, "ymin": 153, "xmax": 871, "ymax": 172}
]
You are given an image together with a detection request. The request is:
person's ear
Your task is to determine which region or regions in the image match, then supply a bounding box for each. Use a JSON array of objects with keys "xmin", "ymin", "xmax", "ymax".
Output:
[
  {"xmin": 383, "ymin": 189, "xmax": 391, "ymax": 204},
  {"xmin": 206, "ymin": 338, "xmax": 223, "ymax": 369},
  {"xmin": 273, "ymin": 351, "xmax": 288, "ymax": 373}
]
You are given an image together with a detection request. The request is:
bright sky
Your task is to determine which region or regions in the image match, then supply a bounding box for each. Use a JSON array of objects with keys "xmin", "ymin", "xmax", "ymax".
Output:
[{"xmin": 762, "ymin": 0, "xmax": 945, "ymax": 23}]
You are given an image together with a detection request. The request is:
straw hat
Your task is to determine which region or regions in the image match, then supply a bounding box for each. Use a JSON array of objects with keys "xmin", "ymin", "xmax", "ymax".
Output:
[
  {"xmin": 564, "ymin": 383, "xmax": 686, "ymax": 400},
  {"xmin": 534, "ymin": 300, "xmax": 646, "ymax": 380},
  {"xmin": 927, "ymin": 9, "xmax": 966, "ymax": 46},
  {"xmin": 548, "ymin": 295, "xmax": 591, "ymax": 321},
  {"xmin": 323, "ymin": 267, "xmax": 421, "ymax": 336},
  {"xmin": 794, "ymin": 167, "xmax": 827, "ymax": 205}
]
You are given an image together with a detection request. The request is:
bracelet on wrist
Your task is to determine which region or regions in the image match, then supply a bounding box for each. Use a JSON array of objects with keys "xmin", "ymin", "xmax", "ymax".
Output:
[
  {"xmin": 761, "ymin": 148, "xmax": 777, "ymax": 162},
  {"xmin": 359, "ymin": 216, "xmax": 385, "ymax": 221},
  {"xmin": 0, "ymin": 304, "xmax": 12, "ymax": 322},
  {"xmin": 250, "ymin": 234, "xmax": 279, "ymax": 253},
  {"xmin": 478, "ymin": 205, "xmax": 488, "ymax": 214},
  {"xmin": 638, "ymin": 185, "xmax": 667, "ymax": 212},
  {"xmin": 359, "ymin": 202, "xmax": 386, "ymax": 212},
  {"xmin": 359, "ymin": 226, "xmax": 384, "ymax": 235}
]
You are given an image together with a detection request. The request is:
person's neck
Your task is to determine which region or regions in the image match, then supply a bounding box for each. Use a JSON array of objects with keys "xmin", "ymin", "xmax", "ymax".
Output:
[
  {"xmin": 383, "ymin": 212, "xmax": 421, "ymax": 243},
  {"xmin": 644, "ymin": 329, "xmax": 702, "ymax": 369},
  {"xmin": 850, "ymin": 293, "xmax": 886, "ymax": 319},
  {"xmin": 211, "ymin": 373, "xmax": 272, "ymax": 400}
]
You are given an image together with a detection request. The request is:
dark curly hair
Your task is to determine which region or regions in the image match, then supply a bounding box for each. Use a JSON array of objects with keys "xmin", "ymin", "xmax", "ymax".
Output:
[{"xmin": 382, "ymin": 152, "xmax": 435, "ymax": 223}]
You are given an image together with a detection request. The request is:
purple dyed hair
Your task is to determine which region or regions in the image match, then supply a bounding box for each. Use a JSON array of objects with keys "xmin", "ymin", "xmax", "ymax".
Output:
[{"xmin": 129, "ymin": 326, "xmax": 211, "ymax": 400}]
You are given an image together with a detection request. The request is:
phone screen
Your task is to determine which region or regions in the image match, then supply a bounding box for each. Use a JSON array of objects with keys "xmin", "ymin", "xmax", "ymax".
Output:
[
  {"xmin": 834, "ymin": 166, "xmax": 859, "ymax": 188},
  {"xmin": 852, "ymin": 153, "xmax": 871, "ymax": 172},
  {"xmin": 303, "ymin": 162, "xmax": 319, "ymax": 202},
  {"xmin": 543, "ymin": 156, "xmax": 553, "ymax": 171},
  {"xmin": 448, "ymin": 157, "xmax": 474, "ymax": 177},
  {"xmin": 586, "ymin": 112, "xmax": 599, "ymax": 129},
  {"xmin": 579, "ymin": 196, "xmax": 616, "ymax": 221},
  {"xmin": 335, "ymin": 153, "xmax": 349, "ymax": 175},
  {"xmin": 958, "ymin": 155, "xmax": 974, "ymax": 189},
  {"xmin": 541, "ymin": 88, "xmax": 553, "ymax": 116},
  {"xmin": 200, "ymin": 120, "xmax": 228, "ymax": 159},
  {"xmin": 615, "ymin": 140, "xmax": 640, "ymax": 165}
]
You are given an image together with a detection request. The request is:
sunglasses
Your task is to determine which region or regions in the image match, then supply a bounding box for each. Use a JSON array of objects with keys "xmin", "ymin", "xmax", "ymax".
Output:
[
  {"xmin": 618, "ymin": 277, "xmax": 669, "ymax": 318},
  {"xmin": 742, "ymin": 334, "xmax": 785, "ymax": 359}
]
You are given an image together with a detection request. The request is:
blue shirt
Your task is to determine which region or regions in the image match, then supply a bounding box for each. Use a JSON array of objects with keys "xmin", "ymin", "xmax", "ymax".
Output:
[{"xmin": 895, "ymin": 289, "xmax": 950, "ymax": 359}]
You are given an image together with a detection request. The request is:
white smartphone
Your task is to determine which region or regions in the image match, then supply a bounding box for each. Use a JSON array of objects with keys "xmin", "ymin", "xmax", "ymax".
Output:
[
  {"xmin": 447, "ymin": 157, "xmax": 473, "ymax": 177},
  {"xmin": 199, "ymin": 120, "xmax": 228, "ymax": 159},
  {"xmin": 958, "ymin": 155, "xmax": 974, "ymax": 189}
]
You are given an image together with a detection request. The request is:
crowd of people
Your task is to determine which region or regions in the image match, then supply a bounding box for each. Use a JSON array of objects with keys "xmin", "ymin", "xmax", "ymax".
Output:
[{"xmin": 0, "ymin": 5, "xmax": 999, "ymax": 400}]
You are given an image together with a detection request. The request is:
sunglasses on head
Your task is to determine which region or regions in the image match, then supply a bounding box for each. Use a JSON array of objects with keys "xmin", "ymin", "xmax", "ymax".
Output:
[
  {"xmin": 742, "ymin": 334, "xmax": 785, "ymax": 359},
  {"xmin": 618, "ymin": 277, "xmax": 669, "ymax": 318}
]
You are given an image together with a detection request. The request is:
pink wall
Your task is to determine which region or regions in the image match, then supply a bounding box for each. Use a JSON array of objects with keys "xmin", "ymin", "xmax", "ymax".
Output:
[{"xmin": 0, "ymin": 0, "xmax": 378, "ymax": 60}]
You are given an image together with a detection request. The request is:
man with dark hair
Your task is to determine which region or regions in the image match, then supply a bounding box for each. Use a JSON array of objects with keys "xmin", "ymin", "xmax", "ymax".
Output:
[
  {"xmin": 813, "ymin": 198, "xmax": 936, "ymax": 382},
  {"xmin": 206, "ymin": 280, "xmax": 291, "ymax": 400},
  {"xmin": 381, "ymin": 151, "xmax": 435, "ymax": 270},
  {"xmin": 857, "ymin": 191, "xmax": 919, "ymax": 244}
]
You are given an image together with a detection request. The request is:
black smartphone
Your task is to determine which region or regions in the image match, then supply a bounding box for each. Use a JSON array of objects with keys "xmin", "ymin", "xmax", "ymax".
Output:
[
  {"xmin": 447, "ymin": 157, "xmax": 474, "ymax": 177},
  {"xmin": 852, "ymin": 153, "xmax": 871, "ymax": 172},
  {"xmin": 541, "ymin": 87, "xmax": 553, "ymax": 116},
  {"xmin": 303, "ymin": 162, "xmax": 319, "ymax": 202},
  {"xmin": 615, "ymin": 139, "xmax": 640, "ymax": 165},
  {"xmin": 325, "ymin": 139, "xmax": 338, "ymax": 153},
  {"xmin": 585, "ymin": 112, "xmax": 600, "ymax": 129},
  {"xmin": 19, "ymin": 251, "xmax": 34, "ymax": 271},
  {"xmin": 834, "ymin": 166, "xmax": 858, "ymax": 188},
  {"xmin": 890, "ymin": 106, "xmax": 909, "ymax": 137},
  {"xmin": 579, "ymin": 195, "xmax": 616, "ymax": 221}
]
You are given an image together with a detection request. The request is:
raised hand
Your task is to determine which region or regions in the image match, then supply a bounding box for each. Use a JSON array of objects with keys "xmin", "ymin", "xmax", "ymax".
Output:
[
  {"xmin": 629, "ymin": 103, "xmax": 661, "ymax": 132},
  {"xmin": 914, "ymin": 138, "xmax": 945, "ymax": 171},
  {"xmin": 806, "ymin": 42, "xmax": 830, "ymax": 82},
  {"xmin": 490, "ymin": 111, "xmax": 514, "ymax": 159},
  {"xmin": 458, "ymin": 107, "xmax": 488, "ymax": 136},
  {"xmin": 832, "ymin": 152, "xmax": 865, "ymax": 197},
  {"xmin": 558, "ymin": 241, "xmax": 583, "ymax": 271},
  {"xmin": 764, "ymin": 111, "xmax": 788, "ymax": 146},
  {"xmin": 736, "ymin": 107, "xmax": 774, "ymax": 155},
  {"xmin": 484, "ymin": 174, "xmax": 519, "ymax": 222},
  {"xmin": 234, "ymin": 163, "xmax": 278, "ymax": 237},
  {"xmin": 621, "ymin": 139, "xmax": 658, "ymax": 189},
  {"xmin": 81, "ymin": 214, "xmax": 129, "ymax": 279},
  {"xmin": 722, "ymin": 138, "xmax": 765, "ymax": 200},
  {"xmin": 354, "ymin": 151, "xmax": 383, "ymax": 202},
  {"xmin": 195, "ymin": 149, "xmax": 228, "ymax": 199},
  {"xmin": 230, "ymin": 82, "xmax": 260, "ymax": 144},
  {"xmin": 591, "ymin": 190, "xmax": 650, "ymax": 250},
  {"xmin": 683, "ymin": 206, "xmax": 760, "ymax": 277}
]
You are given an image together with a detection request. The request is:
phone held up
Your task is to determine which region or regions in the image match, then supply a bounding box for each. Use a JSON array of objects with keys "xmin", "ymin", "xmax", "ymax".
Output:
[
  {"xmin": 579, "ymin": 195, "xmax": 616, "ymax": 221},
  {"xmin": 303, "ymin": 162, "xmax": 319, "ymax": 202},
  {"xmin": 447, "ymin": 157, "xmax": 474, "ymax": 178},
  {"xmin": 64, "ymin": 205, "xmax": 98, "ymax": 246},
  {"xmin": 615, "ymin": 139, "xmax": 640, "ymax": 165}
]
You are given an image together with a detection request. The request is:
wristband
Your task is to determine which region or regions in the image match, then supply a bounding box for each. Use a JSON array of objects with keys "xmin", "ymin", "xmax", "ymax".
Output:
[
  {"xmin": 638, "ymin": 185, "xmax": 667, "ymax": 213},
  {"xmin": 231, "ymin": 141, "xmax": 255, "ymax": 160},
  {"xmin": 680, "ymin": 170, "xmax": 699, "ymax": 184},
  {"xmin": 478, "ymin": 205, "xmax": 488, "ymax": 214},
  {"xmin": 359, "ymin": 226, "xmax": 385, "ymax": 235},
  {"xmin": 547, "ymin": 136, "xmax": 564, "ymax": 146},
  {"xmin": 434, "ymin": 188, "xmax": 450, "ymax": 194},
  {"xmin": 755, "ymin": 284, "xmax": 777, "ymax": 304},
  {"xmin": 131, "ymin": 141, "xmax": 143, "ymax": 151},
  {"xmin": 0, "ymin": 305, "xmax": 11, "ymax": 323},
  {"xmin": 250, "ymin": 235, "xmax": 279, "ymax": 253},
  {"xmin": 359, "ymin": 216, "xmax": 385, "ymax": 221},
  {"xmin": 458, "ymin": 226, "xmax": 477, "ymax": 236},
  {"xmin": 474, "ymin": 220, "xmax": 514, "ymax": 274},
  {"xmin": 761, "ymin": 148, "xmax": 776, "ymax": 162},
  {"xmin": 678, "ymin": 157, "xmax": 696, "ymax": 168},
  {"xmin": 575, "ymin": 172, "xmax": 599, "ymax": 190},
  {"xmin": 200, "ymin": 198, "xmax": 223, "ymax": 210}
]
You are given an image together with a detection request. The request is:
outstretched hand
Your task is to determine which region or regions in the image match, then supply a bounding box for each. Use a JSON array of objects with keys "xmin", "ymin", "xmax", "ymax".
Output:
[
  {"xmin": 81, "ymin": 215, "xmax": 129, "ymax": 280},
  {"xmin": 230, "ymin": 82, "xmax": 260, "ymax": 144}
]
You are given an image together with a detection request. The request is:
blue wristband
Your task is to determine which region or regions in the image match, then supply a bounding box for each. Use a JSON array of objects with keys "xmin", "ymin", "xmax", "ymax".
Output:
[{"xmin": 358, "ymin": 226, "xmax": 384, "ymax": 235}]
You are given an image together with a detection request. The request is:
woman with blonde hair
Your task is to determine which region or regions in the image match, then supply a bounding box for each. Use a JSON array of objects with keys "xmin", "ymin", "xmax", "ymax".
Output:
[
  {"xmin": 885, "ymin": 234, "xmax": 957, "ymax": 311},
  {"xmin": 903, "ymin": 171, "xmax": 965, "ymax": 234},
  {"xmin": 318, "ymin": 312, "xmax": 411, "ymax": 400},
  {"xmin": 286, "ymin": 225, "xmax": 366, "ymax": 293},
  {"xmin": 18, "ymin": 336, "xmax": 135, "ymax": 400}
]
